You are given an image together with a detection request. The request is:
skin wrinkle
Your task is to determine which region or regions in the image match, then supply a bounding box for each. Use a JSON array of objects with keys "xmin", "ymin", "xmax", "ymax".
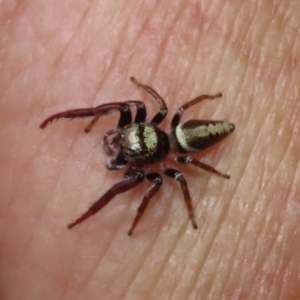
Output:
[
  {"xmin": 4, "ymin": 158, "xmax": 37, "ymax": 299},
  {"xmin": 263, "ymin": 131, "xmax": 293, "ymax": 195},
  {"xmin": 232, "ymin": 1, "xmax": 251, "ymax": 42},
  {"xmin": 59, "ymin": 141, "xmax": 106, "ymax": 299},
  {"xmin": 244, "ymin": 184, "xmax": 292, "ymax": 297},
  {"xmin": 183, "ymin": 3, "xmax": 219, "ymax": 90},
  {"xmin": 231, "ymin": 8, "xmax": 261, "ymax": 106},
  {"xmin": 220, "ymin": 124, "xmax": 268, "ymax": 290},
  {"xmin": 260, "ymin": 117, "xmax": 287, "ymax": 190},
  {"xmin": 277, "ymin": 122, "xmax": 300, "ymax": 212},
  {"xmin": 121, "ymin": 226, "xmax": 168, "ymax": 299},
  {"xmin": 215, "ymin": 2, "xmax": 244, "ymax": 68},
  {"xmin": 0, "ymin": 52, "xmax": 48, "ymax": 260},
  {"xmin": 3, "ymin": 52, "xmax": 45, "ymax": 107},
  {"xmin": 0, "ymin": 131, "xmax": 21, "ymax": 239},
  {"xmin": 78, "ymin": 2, "xmax": 124, "ymax": 57},
  {"xmin": 202, "ymin": 194, "xmax": 244, "ymax": 299},
  {"xmin": 255, "ymin": 245, "xmax": 286, "ymax": 300},
  {"xmin": 267, "ymin": 242, "xmax": 286, "ymax": 299},
  {"xmin": 194, "ymin": 194, "xmax": 237, "ymax": 299},
  {"xmin": 277, "ymin": 257, "xmax": 289, "ymax": 300},
  {"xmin": 52, "ymin": 2, "xmax": 93, "ymax": 70},
  {"xmin": 37, "ymin": 124, "xmax": 97, "ymax": 299},
  {"xmin": 262, "ymin": 101, "xmax": 300, "ymax": 192},
  {"xmin": 0, "ymin": 7, "xmax": 29, "ymax": 87},
  {"xmin": 257, "ymin": 28, "xmax": 284, "ymax": 87},
  {"xmin": 206, "ymin": 3, "xmax": 232, "ymax": 79},
  {"xmin": 248, "ymin": 205, "xmax": 282, "ymax": 296},
  {"xmin": 176, "ymin": 4, "xmax": 202, "ymax": 88},
  {"xmin": 144, "ymin": 1, "xmax": 185, "ymax": 85},
  {"xmin": 94, "ymin": 6, "xmax": 134, "ymax": 84},
  {"xmin": 124, "ymin": 2, "xmax": 157, "ymax": 62},
  {"xmin": 6, "ymin": 134, "xmax": 69, "ymax": 299},
  {"xmin": 168, "ymin": 5, "xmax": 200, "ymax": 88},
  {"xmin": 231, "ymin": 28, "xmax": 271, "ymax": 92},
  {"xmin": 165, "ymin": 229, "xmax": 201, "ymax": 300},
  {"xmin": 271, "ymin": 44, "xmax": 293, "ymax": 99},
  {"xmin": 184, "ymin": 181, "xmax": 235, "ymax": 300},
  {"xmin": 210, "ymin": 251, "xmax": 237, "ymax": 299},
  {"xmin": 290, "ymin": 27, "xmax": 300, "ymax": 59}
]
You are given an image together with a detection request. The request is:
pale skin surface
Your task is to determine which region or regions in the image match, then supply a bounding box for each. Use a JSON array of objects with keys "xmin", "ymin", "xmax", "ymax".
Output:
[{"xmin": 1, "ymin": 0, "xmax": 300, "ymax": 299}]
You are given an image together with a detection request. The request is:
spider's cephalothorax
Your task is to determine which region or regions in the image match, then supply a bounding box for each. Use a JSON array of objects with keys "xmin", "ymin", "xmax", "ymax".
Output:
[
  {"xmin": 40, "ymin": 77, "xmax": 235, "ymax": 236},
  {"xmin": 121, "ymin": 123, "xmax": 170, "ymax": 164}
]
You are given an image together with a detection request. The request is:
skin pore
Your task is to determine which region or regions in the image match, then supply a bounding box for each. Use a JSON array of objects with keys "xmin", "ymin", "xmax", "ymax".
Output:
[{"xmin": 1, "ymin": 0, "xmax": 300, "ymax": 299}]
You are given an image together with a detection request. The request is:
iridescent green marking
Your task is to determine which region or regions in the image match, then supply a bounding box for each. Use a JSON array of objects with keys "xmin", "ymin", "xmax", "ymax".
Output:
[
  {"xmin": 124, "ymin": 124, "xmax": 142, "ymax": 152},
  {"xmin": 143, "ymin": 125, "xmax": 158, "ymax": 151}
]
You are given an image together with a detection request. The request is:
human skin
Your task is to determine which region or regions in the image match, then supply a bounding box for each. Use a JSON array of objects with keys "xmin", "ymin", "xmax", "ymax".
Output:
[{"xmin": 1, "ymin": 0, "xmax": 300, "ymax": 299}]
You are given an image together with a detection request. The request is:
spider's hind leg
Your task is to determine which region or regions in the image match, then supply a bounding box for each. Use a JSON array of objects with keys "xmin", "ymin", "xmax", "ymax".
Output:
[
  {"xmin": 67, "ymin": 170, "xmax": 144, "ymax": 229},
  {"xmin": 163, "ymin": 167, "xmax": 198, "ymax": 230},
  {"xmin": 177, "ymin": 156, "xmax": 230, "ymax": 179},
  {"xmin": 128, "ymin": 172, "xmax": 163, "ymax": 236}
]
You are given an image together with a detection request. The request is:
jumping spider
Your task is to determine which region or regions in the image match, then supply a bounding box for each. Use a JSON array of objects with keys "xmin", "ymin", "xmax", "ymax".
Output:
[{"xmin": 40, "ymin": 77, "xmax": 235, "ymax": 236}]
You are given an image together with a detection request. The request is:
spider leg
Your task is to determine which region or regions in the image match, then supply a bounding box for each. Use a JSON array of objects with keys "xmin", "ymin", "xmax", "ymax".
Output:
[
  {"xmin": 103, "ymin": 129, "xmax": 121, "ymax": 156},
  {"xmin": 177, "ymin": 156, "xmax": 230, "ymax": 179},
  {"xmin": 130, "ymin": 77, "xmax": 168, "ymax": 125},
  {"xmin": 85, "ymin": 100, "xmax": 146, "ymax": 132},
  {"xmin": 128, "ymin": 172, "xmax": 163, "ymax": 236},
  {"xmin": 107, "ymin": 152, "xmax": 128, "ymax": 170},
  {"xmin": 126, "ymin": 100, "xmax": 146, "ymax": 123},
  {"xmin": 40, "ymin": 102, "xmax": 132, "ymax": 130},
  {"xmin": 171, "ymin": 93, "xmax": 222, "ymax": 133},
  {"xmin": 67, "ymin": 170, "xmax": 144, "ymax": 229},
  {"xmin": 163, "ymin": 167, "xmax": 198, "ymax": 230}
]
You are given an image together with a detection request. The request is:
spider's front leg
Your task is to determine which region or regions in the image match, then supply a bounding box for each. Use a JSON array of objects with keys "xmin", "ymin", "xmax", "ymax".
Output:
[
  {"xmin": 130, "ymin": 77, "xmax": 168, "ymax": 125},
  {"xmin": 85, "ymin": 100, "xmax": 147, "ymax": 132},
  {"xmin": 40, "ymin": 102, "xmax": 132, "ymax": 130},
  {"xmin": 67, "ymin": 170, "xmax": 144, "ymax": 229}
]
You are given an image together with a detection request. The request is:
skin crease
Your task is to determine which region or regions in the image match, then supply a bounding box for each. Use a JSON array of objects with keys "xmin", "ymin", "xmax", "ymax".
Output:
[{"xmin": 0, "ymin": 0, "xmax": 300, "ymax": 299}]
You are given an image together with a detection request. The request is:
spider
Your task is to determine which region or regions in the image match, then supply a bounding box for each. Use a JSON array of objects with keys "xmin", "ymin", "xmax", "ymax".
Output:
[{"xmin": 40, "ymin": 77, "xmax": 235, "ymax": 236}]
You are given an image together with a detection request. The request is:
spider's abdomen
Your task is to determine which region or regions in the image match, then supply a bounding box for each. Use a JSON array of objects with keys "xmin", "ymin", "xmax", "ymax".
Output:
[
  {"xmin": 173, "ymin": 120, "xmax": 235, "ymax": 153},
  {"xmin": 121, "ymin": 123, "xmax": 170, "ymax": 164}
]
